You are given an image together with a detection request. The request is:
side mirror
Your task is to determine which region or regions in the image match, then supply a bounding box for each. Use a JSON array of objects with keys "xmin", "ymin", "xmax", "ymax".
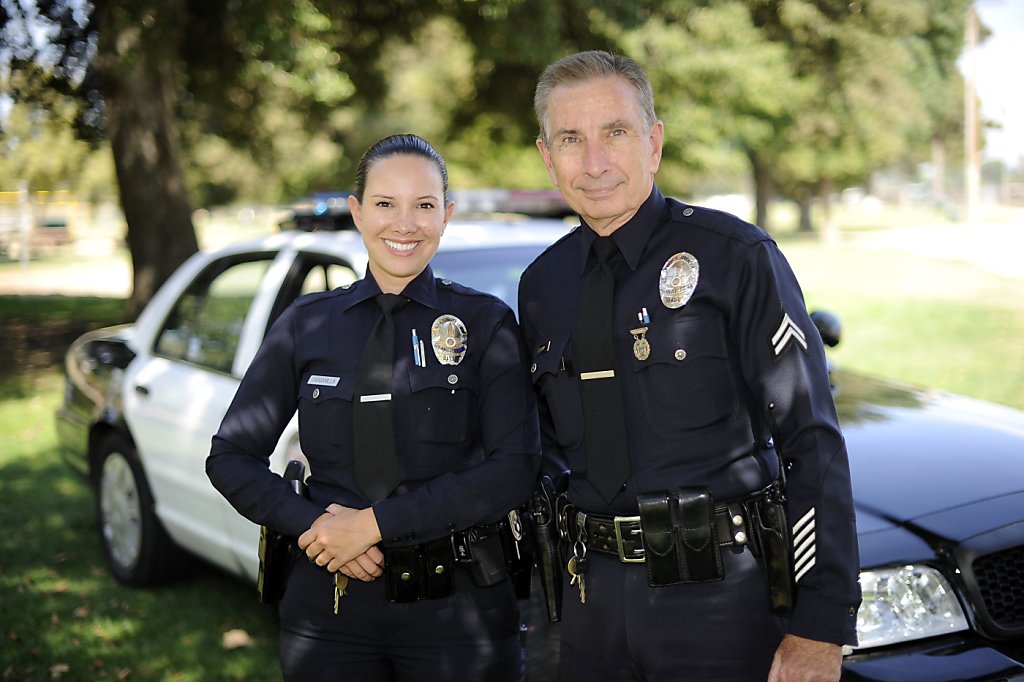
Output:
[{"xmin": 809, "ymin": 309, "xmax": 841, "ymax": 348}]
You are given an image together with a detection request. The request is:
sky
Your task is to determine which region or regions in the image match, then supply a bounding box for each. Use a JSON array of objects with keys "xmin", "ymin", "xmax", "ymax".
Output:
[{"xmin": 971, "ymin": 0, "xmax": 1024, "ymax": 166}]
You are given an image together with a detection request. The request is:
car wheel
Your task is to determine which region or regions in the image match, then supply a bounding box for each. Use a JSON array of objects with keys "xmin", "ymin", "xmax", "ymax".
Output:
[{"xmin": 95, "ymin": 433, "xmax": 189, "ymax": 586}]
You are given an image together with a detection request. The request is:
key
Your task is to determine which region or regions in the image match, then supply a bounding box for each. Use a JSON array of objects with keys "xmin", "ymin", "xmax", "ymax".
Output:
[
  {"xmin": 508, "ymin": 510, "xmax": 524, "ymax": 561},
  {"xmin": 333, "ymin": 573, "xmax": 348, "ymax": 615},
  {"xmin": 567, "ymin": 556, "xmax": 587, "ymax": 604}
]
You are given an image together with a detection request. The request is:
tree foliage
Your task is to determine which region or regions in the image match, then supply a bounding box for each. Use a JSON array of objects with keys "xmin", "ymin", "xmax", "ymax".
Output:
[{"xmin": 1, "ymin": 0, "xmax": 973, "ymax": 309}]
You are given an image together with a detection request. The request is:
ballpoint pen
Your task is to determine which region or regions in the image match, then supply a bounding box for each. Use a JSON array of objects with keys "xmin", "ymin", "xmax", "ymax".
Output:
[{"xmin": 412, "ymin": 328, "xmax": 422, "ymax": 367}]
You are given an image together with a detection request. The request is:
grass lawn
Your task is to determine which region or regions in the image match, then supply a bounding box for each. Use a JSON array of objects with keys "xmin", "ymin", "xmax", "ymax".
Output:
[{"xmin": 0, "ymin": 372, "xmax": 282, "ymax": 681}]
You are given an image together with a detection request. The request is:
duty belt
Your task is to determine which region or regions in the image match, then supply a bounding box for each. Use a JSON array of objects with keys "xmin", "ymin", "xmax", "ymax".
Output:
[{"xmin": 575, "ymin": 503, "xmax": 751, "ymax": 563}]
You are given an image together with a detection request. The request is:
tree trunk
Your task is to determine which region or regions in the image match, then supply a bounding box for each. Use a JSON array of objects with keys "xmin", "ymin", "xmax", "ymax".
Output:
[
  {"xmin": 748, "ymin": 149, "xmax": 772, "ymax": 231},
  {"xmin": 819, "ymin": 179, "xmax": 838, "ymax": 244},
  {"xmin": 797, "ymin": 197, "xmax": 813, "ymax": 233},
  {"xmin": 931, "ymin": 135, "xmax": 946, "ymax": 207},
  {"xmin": 95, "ymin": 0, "xmax": 198, "ymax": 319}
]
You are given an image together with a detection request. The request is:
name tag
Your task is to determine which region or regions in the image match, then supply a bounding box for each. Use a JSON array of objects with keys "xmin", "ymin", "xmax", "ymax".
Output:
[{"xmin": 308, "ymin": 375, "xmax": 341, "ymax": 387}]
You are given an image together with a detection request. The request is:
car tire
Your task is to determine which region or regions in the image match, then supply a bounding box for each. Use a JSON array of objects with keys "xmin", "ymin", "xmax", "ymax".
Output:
[{"xmin": 94, "ymin": 433, "xmax": 190, "ymax": 586}]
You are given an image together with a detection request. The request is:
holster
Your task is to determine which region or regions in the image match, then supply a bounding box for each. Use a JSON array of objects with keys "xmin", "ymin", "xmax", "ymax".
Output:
[
  {"xmin": 501, "ymin": 509, "xmax": 534, "ymax": 600},
  {"xmin": 745, "ymin": 482, "xmax": 793, "ymax": 614},
  {"xmin": 529, "ymin": 475, "xmax": 564, "ymax": 622},
  {"xmin": 465, "ymin": 522, "xmax": 510, "ymax": 588},
  {"xmin": 257, "ymin": 460, "xmax": 308, "ymax": 604},
  {"xmin": 637, "ymin": 487, "xmax": 724, "ymax": 587}
]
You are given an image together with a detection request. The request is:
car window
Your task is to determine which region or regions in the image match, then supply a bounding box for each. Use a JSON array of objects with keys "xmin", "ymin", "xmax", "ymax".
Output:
[
  {"xmin": 155, "ymin": 256, "xmax": 273, "ymax": 373},
  {"xmin": 430, "ymin": 246, "xmax": 548, "ymax": 312},
  {"xmin": 299, "ymin": 261, "xmax": 358, "ymax": 295}
]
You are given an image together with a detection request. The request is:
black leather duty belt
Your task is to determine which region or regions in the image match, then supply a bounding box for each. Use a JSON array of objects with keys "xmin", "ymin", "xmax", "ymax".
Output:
[{"xmin": 575, "ymin": 502, "xmax": 750, "ymax": 564}]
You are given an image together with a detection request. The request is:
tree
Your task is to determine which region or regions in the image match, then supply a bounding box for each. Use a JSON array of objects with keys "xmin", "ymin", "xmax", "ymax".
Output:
[{"xmin": 745, "ymin": 0, "xmax": 971, "ymax": 234}]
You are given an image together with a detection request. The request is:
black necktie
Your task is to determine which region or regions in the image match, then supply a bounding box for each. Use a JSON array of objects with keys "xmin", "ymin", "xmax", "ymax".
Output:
[
  {"xmin": 353, "ymin": 293, "xmax": 407, "ymax": 501},
  {"xmin": 576, "ymin": 237, "xmax": 630, "ymax": 503}
]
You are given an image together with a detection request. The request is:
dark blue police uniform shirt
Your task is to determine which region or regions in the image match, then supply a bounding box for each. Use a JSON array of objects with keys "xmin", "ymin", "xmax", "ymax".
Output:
[
  {"xmin": 517, "ymin": 186, "xmax": 860, "ymax": 645},
  {"xmin": 207, "ymin": 265, "xmax": 541, "ymax": 547}
]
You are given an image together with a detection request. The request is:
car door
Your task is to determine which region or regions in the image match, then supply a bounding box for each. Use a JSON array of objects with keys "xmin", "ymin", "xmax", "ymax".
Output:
[{"xmin": 123, "ymin": 253, "xmax": 283, "ymax": 573}]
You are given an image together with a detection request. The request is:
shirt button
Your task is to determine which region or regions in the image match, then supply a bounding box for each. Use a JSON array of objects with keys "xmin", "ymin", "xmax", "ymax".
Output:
[
  {"xmin": 674, "ymin": 348, "xmax": 687, "ymax": 361},
  {"xmin": 682, "ymin": 207, "xmax": 694, "ymax": 217},
  {"xmin": 530, "ymin": 362, "xmax": 537, "ymax": 373},
  {"xmin": 448, "ymin": 374, "xmax": 458, "ymax": 385},
  {"xmin": 312, "ymin": 388, "xmax": 320, "ymax": 398}
]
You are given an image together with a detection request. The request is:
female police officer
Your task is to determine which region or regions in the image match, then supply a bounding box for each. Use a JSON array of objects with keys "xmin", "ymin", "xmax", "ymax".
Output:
[{"xmin": 207, "ymin": 134, "xmax": 540, "ymax": 681}]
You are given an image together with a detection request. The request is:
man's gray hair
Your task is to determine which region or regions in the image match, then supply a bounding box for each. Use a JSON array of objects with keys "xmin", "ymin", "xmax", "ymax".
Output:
[{"xmin": 534, "ymin": 50, "xmax": 657, "ymax": 146}]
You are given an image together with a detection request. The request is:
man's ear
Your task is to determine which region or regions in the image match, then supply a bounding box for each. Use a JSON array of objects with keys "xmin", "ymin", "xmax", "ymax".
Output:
[{"xmin": 536, "ymin": 137, "xmax": 559, "ymax": 187}]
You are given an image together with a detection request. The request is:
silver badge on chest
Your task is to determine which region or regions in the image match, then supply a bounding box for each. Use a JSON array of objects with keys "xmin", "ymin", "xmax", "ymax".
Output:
[
  {"xmin": 659, "ymin": 252, "xmax": 699, "ymax": 309},
  {"xmin": 431, "ymin": 314, "xmax": 468, "ymax": 366}
]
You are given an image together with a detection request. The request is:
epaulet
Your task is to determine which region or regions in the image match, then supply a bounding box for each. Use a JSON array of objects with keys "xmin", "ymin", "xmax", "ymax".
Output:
[
  {"xmin": 437, "ymin": 277, "xmax": 500, "ymax": 300},
  {"xmin": 523, "ymin": 222, "xmax": 582, "ymax": 273},
  {"xmin": 668, "ymin": 198, "xmax": 772, "ymax": 247},
  {"xmin": 293, "ymin": 281, "xmax": 359, "ymax": 309}
]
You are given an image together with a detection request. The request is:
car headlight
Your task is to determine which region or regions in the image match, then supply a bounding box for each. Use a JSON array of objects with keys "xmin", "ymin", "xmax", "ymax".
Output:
[{"xmin": 854, "ymin": 565, "xmax": 968, "ymax": 650}]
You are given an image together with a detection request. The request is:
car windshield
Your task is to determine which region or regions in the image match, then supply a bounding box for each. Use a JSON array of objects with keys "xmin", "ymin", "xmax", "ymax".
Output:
[{"xmin": 430, "ymin": 245, "xmax": 547, "ymax": 313}]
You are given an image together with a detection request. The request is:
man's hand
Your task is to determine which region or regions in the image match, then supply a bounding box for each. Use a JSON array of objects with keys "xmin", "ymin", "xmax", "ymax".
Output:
[
  {"xmin": 767, "ymin": 634, "xmax": 842, "ymax": 682},
  {"xmin": 298, "ymin": 504, "xmax": 383, "ymax": 575}
]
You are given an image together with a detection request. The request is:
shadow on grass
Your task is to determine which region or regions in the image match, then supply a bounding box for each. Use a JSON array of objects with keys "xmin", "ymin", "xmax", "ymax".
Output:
[{"xmin": 0, "ymin": 442, "xmax": 282, "ymax": 681}]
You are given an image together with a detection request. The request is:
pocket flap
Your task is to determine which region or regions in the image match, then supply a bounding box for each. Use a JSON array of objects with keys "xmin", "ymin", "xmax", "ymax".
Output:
[
  {"xmin": 409, "ymin": 366, "xmax": 480, "ymax": 395},
  {"xmin": 633, "ymin": 316, "xmax": 727, "ymax": 370},
  {"xmin": 529, "ymin": 335, "xmax": 571, "ymax": 384}
]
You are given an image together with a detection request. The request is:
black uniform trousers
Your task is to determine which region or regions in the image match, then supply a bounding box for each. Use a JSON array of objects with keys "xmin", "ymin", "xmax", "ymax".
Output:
[
  {"xmin": 558, "ymin": 546, "xmax": 786, "ymax": 682},
  {"xmin": 279, "ymin": 558, "xmax": 524, "ymax": 682}
]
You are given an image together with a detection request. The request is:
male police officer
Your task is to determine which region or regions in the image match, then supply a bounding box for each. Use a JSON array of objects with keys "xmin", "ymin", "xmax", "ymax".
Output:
[{"xmin": 518, "ymin": 51, "xmax": 860, "ymax": 681}]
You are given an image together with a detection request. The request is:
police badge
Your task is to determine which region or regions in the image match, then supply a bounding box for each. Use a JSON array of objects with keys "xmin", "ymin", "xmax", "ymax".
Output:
[
  {"xmin": 659, "ymin": 252, "xmax": 699, "ymax": 309},
  {"xmin": 431, "ymin": 314, "xmax": 468, "ymax": 365}
]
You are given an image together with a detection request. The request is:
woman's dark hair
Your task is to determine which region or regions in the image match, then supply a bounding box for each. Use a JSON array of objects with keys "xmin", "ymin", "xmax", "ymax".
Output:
[{"xmin": 352, "ymin": 134, "xmax": 449, "ymax": 202}]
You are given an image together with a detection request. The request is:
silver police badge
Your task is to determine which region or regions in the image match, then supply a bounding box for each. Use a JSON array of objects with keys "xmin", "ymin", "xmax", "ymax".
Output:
[
  {"xmin": 431, "ymin": 314, "xmax": 468, "ymax": 366},
  {"xmin": 659, "ymin": 252, "xmax": 699, "ymax": 309}
]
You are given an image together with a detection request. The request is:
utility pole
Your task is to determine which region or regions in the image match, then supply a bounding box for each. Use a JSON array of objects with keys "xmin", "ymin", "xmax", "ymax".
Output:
[{"xmin": 964, "ymin": 2, "xmax": 981, "ymax": 224}]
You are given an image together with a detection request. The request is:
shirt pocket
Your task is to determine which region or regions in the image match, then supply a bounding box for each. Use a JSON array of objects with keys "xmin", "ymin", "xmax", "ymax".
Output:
[
  {"xmin": 297, "ymin": 375, "xmax": 355, "ymax": 465},
  {"xmin": 408, "ymin": 366, "xmax": 479, "ymax": 446},
  {"xmin": 529, "ymin": 335, "xmax": 584, "ymax": 451},
  {"xmin": 632, "ymin": 315, "xmax": 738, "ymax": 437}
]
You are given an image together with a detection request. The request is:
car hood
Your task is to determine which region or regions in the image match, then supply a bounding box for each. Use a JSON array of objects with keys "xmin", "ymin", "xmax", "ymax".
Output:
[{"xmin": 833, "ymin": 369, "xmax": 1024, "ymax": 544}]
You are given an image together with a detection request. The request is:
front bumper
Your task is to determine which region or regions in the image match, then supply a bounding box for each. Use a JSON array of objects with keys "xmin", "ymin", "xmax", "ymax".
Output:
[{"xmin": 843, "ymin": 637, "xmax": 1024, "ymax": 682}]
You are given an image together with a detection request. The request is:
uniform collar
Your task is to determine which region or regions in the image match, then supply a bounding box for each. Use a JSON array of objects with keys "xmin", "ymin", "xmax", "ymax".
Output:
[
  {"xmin": 340, "ymin": 265, "xmax": 440, "ymax": 311},
  {"xmin": 578, "ymin": 185, "xmax": 666, "ymax": 273}
]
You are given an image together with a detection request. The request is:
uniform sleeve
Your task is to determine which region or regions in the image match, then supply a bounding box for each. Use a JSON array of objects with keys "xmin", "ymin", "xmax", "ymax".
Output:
[
  {"xmin": 371, "ymin": 306, "xmax": 541, "ymax": 542},
  {"xmin": 732, "ymin": 239, "xmax": 861, "ymax": 646},
  {"xmin": 206, "ymin": 305, "xmax": 324, "ymax": 538}
]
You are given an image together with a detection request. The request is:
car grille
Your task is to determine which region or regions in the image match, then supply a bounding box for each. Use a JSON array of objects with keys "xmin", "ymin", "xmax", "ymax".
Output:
[{"xmin": 972, "ymin": 544, "xmax": 1024, "ymax": 629}]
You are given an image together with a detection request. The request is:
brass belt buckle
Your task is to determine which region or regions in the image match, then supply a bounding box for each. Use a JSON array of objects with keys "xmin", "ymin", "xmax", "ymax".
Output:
[{"xmin": 613, "ymin": 515, "xmax": 644, "ymax": 563}]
